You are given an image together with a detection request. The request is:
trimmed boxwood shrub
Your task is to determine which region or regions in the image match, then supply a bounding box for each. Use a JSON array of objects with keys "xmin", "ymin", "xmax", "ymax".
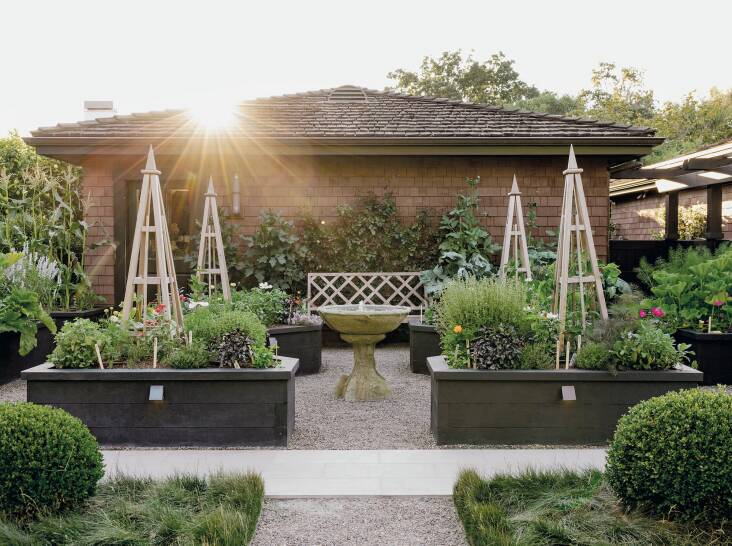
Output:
[
  {"xmin": 0, "ymin": 403, "xmax": 104, "ymax": 520},
  {"xmin": 606, "ymin": 389, "xmax": 732, "ymax": 522}
]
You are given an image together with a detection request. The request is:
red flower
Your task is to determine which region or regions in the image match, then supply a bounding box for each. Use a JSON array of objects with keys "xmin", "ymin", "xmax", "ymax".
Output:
[
  {"xmin": 651, "ymin": 307, "xmax": 664, "ymax": 318},
  {"xmin": 713, "ymin": 300, "xmax": 725, "ymax": 307},
  {"xmin": 155, "ymin": 304, "xmax": 166, "ymax": 314},
  {"xmin": 638, "ymin": 309, "xmax": 647, "ymax": 318}
]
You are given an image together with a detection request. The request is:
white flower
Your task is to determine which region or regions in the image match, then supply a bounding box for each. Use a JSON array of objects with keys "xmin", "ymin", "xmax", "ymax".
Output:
[
  {"xmin": 187, "ymin": 301, "xmax": 210, "ymax": 310},
  {"xmin": 259, "ymin": 282, "xmax": 273, "ymax": 290},
  {"xmin": 110, "ymin": 315, "xmax": 121, "ymax": 323},
  {"xmin": 230, "ymin": 282, "xmax": 236, "ymax": 287}
]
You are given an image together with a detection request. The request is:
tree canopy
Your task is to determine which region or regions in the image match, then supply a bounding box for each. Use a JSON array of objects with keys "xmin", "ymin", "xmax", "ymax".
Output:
[{"xmin": 387, "ymin": 51, "xmax": 732, "ymax": 163}]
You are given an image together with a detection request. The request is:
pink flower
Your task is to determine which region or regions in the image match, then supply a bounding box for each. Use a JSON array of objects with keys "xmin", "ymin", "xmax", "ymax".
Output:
[
  {"xmin": 651, "ymin": 307, "xmax": 665, "ymax": 318},
  {"xmin": 154, "ymin": 304, "xmax": 166, "ymax": 314},
  {"xmin": 713, "ymin": 300, "xmax": 724, "ymax": 307},
  {"xmin": 639, "ymin": 310, "xmax": 647, "ymax": 318}
]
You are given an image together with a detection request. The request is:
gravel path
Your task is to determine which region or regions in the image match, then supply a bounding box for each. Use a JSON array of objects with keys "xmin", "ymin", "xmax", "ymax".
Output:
[
  {"xmin": 250, "ymin": 497, "xmax": 467, "ymax": 546},
  {"xmin": 0, "ymin": 379, "xmax": 25, "ymax": 402},
  {"xmin": 291, "ymin": 344, "xmax": 436, "ymax": 450}
]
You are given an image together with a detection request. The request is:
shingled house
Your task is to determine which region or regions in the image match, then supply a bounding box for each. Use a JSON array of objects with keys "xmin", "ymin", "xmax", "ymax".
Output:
[{"xmin": 25, "ymin": 85, "xmax": 661, "ymax": 303}]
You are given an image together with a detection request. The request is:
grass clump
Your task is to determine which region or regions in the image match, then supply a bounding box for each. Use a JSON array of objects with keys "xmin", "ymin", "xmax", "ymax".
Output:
[
  {"xmin": 454, "ymin": 469, "xmax": 730, "ymax": 546},
  {"xmin": 0, "ymin": 472, "xmax": 265, "ymax": 545}
]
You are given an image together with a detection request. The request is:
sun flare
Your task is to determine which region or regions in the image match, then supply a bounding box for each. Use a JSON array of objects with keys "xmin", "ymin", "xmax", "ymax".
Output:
[{"xmin": 189, "ymin": 99, "xmax": 238, "ymax": 130}]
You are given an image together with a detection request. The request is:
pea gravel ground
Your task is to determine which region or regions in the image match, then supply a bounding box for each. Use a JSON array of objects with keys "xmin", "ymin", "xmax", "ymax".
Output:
[
  {"xmin": 250, "ymin": 496, "xmax": 467, "ymax": 546},
  {"xmin": 291, "ymin": 344, "xmax": 436, "ymax": 450}
]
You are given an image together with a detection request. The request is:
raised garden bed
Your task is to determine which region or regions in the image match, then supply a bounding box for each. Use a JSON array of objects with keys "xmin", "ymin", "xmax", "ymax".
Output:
[
  {"xmin": 675, "ymin": 329, "xmax": 732, "ymax": 386},
  {"xmin": 268, "ymin": 323, "xmax": 322, "ymax": 374},
  {"xmin": 408, "ymin": 320, "xmax": 440, "ymax": 375},
  {"xmin": 0, "ymin": 307, "xmax": 106, "ymax": 384},
  {"xmin": 22, "ymin": 356, "xmax": 298, "ymax": 447},
  {"xmin": 427, "ymin": 355, "xmax": 702, "ymax": 445}
]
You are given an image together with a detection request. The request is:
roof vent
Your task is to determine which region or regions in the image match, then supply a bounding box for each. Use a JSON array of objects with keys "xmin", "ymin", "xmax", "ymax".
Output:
[
  {"xmin": 84, "ymin": 100, "xmax": 116, "ymax": 120},
  {"xmin": 327, "ymin": 86, "xmax": 368, "ymax": 102}
]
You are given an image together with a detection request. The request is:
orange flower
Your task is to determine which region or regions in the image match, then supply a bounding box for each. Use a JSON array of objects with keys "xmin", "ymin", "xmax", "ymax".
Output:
[{"xmin": 453, "ymin": 324, "xmax": 463, "ymax": 334}]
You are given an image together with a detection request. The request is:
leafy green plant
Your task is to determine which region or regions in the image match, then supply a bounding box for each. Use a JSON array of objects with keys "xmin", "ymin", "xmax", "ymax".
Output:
[
  {"xmin": 576, "ymin": 341, "xmax": 613, "ymax": 370},
  {"xmin": 611, "ymin": 320, "xmax": 691, "ymax": 370},
  {"xmin": 242, "ymin": 210, "xmax": 309, "ymax": 292},
  {"xmin": 519, "ymin": 341, "xmax": 555, "ymax": 369},
  {"xmin": 231, "ymin": 287, "xmax": 288, "ymax": 326},
  {"xmin": 251, "ymin": 344, "xmax": 278, "ymax": 369},
  {"xmin": 0, "ymin": 252, "xmax": 56, "ymax": 355},
  {"xmin": 0, "ymin": 403, "xmax": 104, "ymax": 520},
  {"xmin": 421, "ymin": 177, "xmax": 500, "ymax": 295},
  {"xmin": 163, "ymin": 341, "xmax": 209, "ymax": 369},
  {"xmin": 49, "ymin": 318, "xmax": 109, "ymax": 368},
  {"xmin": 639, "ymin": 244, "xmax": 732, "ymax": 331},
  {"xmin": 607, "ymin": 389, "xmax": 732, "ymax": 522}
]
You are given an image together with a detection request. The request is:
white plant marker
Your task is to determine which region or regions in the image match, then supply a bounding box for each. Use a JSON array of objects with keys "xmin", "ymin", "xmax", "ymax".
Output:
[
  {"xmin": 153, "ymin": 337, "xmax": 158, "ymax": 369},
  {"xmin": 121, "ymin": 146, "xmax": 184, "ymax": 329},
  {"xmin": 499, "ymin": 175, "xmax": 532, "ymax": 281},
  {"xmin": 196, "ymin": 177, "xmax": 231, "ymax": 302},
  {"xmin": 94, "ymin": 343, "xmax": 104, "ymax": 370},
  {"xmin": 553, "ymin": 146, "xmax": 608, "ymax": 368}
]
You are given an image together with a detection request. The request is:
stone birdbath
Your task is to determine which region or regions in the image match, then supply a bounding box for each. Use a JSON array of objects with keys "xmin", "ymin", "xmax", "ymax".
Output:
[{"xmin": 319, "ymin": 303, "xmax": 410, "ymax": 401}]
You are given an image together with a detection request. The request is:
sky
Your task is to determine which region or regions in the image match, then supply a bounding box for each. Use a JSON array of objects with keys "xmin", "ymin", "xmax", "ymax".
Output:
[{"xmin": 2, "ymin": 0, "xmax": 731, "ymax": 136}]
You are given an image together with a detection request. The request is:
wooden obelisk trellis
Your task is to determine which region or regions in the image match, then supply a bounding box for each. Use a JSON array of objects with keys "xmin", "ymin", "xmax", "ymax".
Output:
[
  {"xmin": 553, "ymin": 145, "xmax": 608, "ymax": 368},
  {"xmin": 121, "ymin": 146, "xmax": 184, "ymax": 328},
  {"xmin": 196, "ymin": 177, "xmax": 231, "ymax": 301},
  {"xmin": 499, "ymin": 175, "xmax": 532, "ymax": 281}
]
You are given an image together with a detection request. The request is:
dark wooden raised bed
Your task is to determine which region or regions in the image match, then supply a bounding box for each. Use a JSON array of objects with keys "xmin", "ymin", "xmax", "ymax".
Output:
[
  {"xmin": 408, "ymin": 320, "xmax": 440, "ymax": 375},
  {"xmin": 268, "ymin": 324, "xmax": 322, "ymax": 374},
  {"xmin": 427, "ymin": 355, "xmax": 702, "ymax": 446},
  {"xmin": 22, "ymin": 356, "xmax": 298, "ymax": 447},
  {"xmin": 0, "ymin": 307, "xmax": 106, "ymax": 384},
  {"xmin": 675, "ymin": 329, "xmax": 732, "ymax": 386}
]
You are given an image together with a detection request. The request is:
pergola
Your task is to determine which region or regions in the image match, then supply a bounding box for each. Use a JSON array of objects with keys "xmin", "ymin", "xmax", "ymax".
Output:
[{"xmin": 610, "ymin": 140, "xmax": 732, "ymax": 240}]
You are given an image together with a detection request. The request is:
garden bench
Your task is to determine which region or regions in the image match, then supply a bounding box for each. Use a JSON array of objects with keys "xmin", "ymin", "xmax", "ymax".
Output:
[{"xmin": 307, "ymin": 272, "xmax": 428, "ymax": 320}]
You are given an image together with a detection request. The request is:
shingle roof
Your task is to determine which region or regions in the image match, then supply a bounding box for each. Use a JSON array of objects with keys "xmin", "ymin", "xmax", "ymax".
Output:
[{"xmin": 30, "ymin": 85, "xmax": 657, "ymax": 142}]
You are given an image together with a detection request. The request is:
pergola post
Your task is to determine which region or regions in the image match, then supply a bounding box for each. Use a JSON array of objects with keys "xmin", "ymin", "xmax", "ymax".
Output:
[
  {"xmin": 665, "ymin": 192, "xmax": 679, "ymax": 241},
  {"xmin": 706, "ymin": 185, "xmax": 723, "ymax": 240}
]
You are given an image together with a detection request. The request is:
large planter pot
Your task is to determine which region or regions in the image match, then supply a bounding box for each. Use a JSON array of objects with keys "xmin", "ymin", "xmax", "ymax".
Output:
[
  {"xmin": 22, "ymin": 356, "xmax": 298, "ymax": 447},
  {"xmin": 0, "ymin": 307, "xmax": 106, "ymax": 384},
  {"xmin": 427, "ymin": 356, "xmax": 702, "ymax": 446},
  {"xmin": 268, "ymin": 324, "xmax": 322, "ymax": 374},
  {"xmin": 675, "ymin": 329, "xmax": 732, "ymax": 386},
  {"xmin": 408, "ymin": 320, "xmax": 440, "ymax": 375}
]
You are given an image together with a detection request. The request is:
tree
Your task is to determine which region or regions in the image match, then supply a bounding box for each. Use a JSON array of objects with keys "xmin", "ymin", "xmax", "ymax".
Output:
[
  {"xmin": 387, "ymin": 50, "xmax": 540, "ymax": 105},
  {"xmin": 577, "ymin": 62, "xmax": 655, "ymax": 126}
]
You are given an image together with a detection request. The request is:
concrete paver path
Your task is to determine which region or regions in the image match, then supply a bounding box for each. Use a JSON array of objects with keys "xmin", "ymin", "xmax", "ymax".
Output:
[{"xmin": 103, "ymin": 448, "xmax": 607, "ymax": 496}]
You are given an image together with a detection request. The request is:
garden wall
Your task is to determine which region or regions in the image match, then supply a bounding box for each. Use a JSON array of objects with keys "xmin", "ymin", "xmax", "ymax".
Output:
[{"xmin": 81, "ymin": 155, "xmax": 612, "ymax": 303}]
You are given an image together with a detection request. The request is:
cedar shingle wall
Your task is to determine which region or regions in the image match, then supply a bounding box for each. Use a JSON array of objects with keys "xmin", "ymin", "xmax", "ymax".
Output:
[
  {"xmin": 611, "ymin": 184, "xmax": 732, "ymax": 240},
  {"xmin": 82, "ymin": 155, "xmax": 610, "ymax": 303}
]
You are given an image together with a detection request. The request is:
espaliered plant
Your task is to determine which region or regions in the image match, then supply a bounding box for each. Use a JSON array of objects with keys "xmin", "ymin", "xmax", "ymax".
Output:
[{"xmin": 421, "ymin": 177, "xmax": 500, "ymax": 296}]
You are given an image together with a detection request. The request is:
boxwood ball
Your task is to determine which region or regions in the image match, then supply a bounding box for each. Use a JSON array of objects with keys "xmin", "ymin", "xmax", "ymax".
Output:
[
  {"xmin": 0, "ymin": 402, "xmax": 104, "ymax": 520},
  {"xmin": 606, "ymin": 389, "xmax": 732, "ymax": 522}
]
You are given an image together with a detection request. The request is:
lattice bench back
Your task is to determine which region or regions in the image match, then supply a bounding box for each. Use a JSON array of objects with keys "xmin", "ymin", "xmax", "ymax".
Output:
[{"xmin": 307, "ymin": 272, "xmax": 427, "ymax": 317}]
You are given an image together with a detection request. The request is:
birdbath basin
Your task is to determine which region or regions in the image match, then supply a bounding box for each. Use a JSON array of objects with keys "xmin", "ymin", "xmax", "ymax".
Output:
[{"xmin": 320, "ymin": 304, "xmax": 410, "ymax": 401}]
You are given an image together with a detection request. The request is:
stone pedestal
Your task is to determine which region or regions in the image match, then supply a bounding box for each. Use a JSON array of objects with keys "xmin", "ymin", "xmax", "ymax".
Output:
[{"xmin": 335, "ymin": 333, "xmax": 391, "ymax": 401}]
